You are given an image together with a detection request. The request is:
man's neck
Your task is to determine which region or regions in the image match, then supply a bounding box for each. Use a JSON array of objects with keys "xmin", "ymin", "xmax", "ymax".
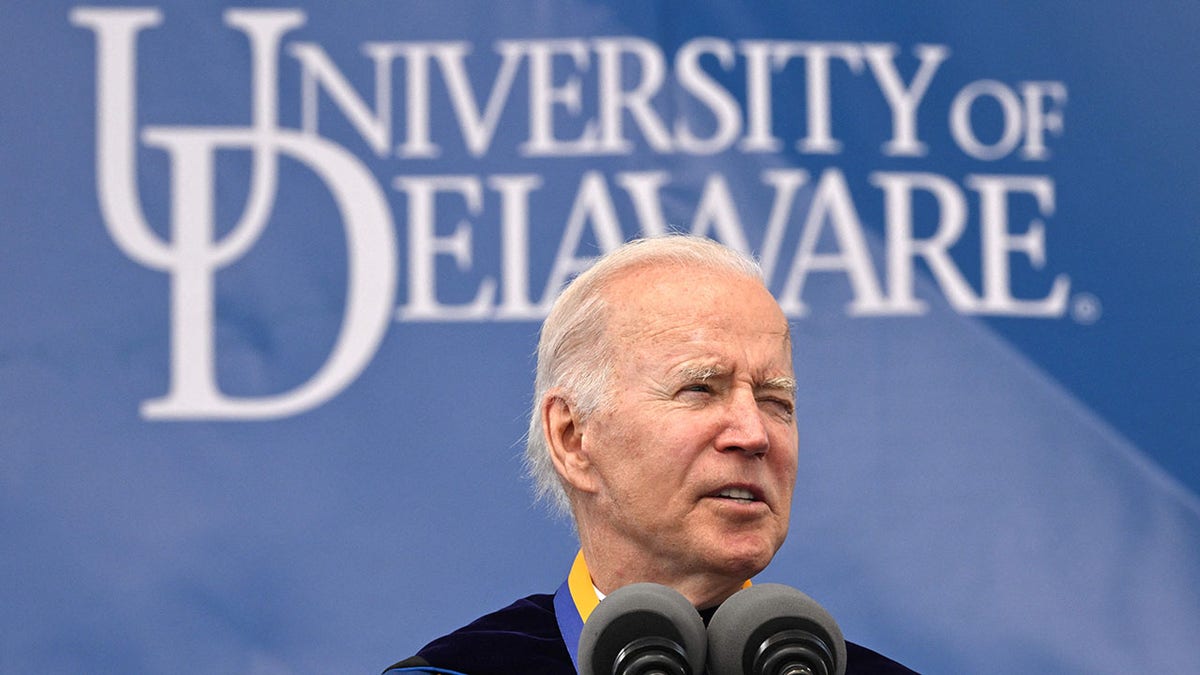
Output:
[{"xmin": 578, "ymin": 541, "xmax": 749, "ymax": 609}]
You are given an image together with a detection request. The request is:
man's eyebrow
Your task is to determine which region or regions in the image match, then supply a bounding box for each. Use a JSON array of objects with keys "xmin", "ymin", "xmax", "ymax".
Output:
[
  {"xmin": 678, "ymin": 364, "xmax": 726, "ymax": 381},
  {"xmin": 758, "ymin": 376, "xmax": 797, "ymax": 394},
  {"xmin": 676, "ymin": 365, "xmax": 795, "ymax": 394}
]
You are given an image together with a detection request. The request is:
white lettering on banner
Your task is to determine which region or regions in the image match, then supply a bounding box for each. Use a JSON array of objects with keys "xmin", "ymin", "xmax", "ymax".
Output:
[
  {"xmin": 71, "ymin": 8, "xmax": 397, "ymax": 420},
  {"xmin": 70, "ymin": 6, "xmax": 1075, "ymax": 420},
  {"xmin": 949, "ymin": 80, "xmax": 1068, "ymax": 160}
]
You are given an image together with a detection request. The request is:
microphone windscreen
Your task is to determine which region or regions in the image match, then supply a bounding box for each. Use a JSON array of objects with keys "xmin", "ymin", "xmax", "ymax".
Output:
[
  {"xmin": 578, "ymin": 582, "xmax": 707, "ymax": 675},
  {"xmin": 707, "ymin": 583, "xmax": 846, "ymax": 675}
]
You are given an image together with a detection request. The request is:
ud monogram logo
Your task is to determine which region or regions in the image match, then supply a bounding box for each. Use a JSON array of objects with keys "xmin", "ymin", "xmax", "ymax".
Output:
[{"xmin": 71, "ymin": 8, "xmax": 397, "ymax": 420}]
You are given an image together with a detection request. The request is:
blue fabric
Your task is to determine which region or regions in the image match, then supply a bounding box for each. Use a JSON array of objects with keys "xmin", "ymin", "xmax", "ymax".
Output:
[
  {"xmin": 553, "ymin": 577, "xmax": 585, "ymax": 670},
  {"xmin": 392, "ymin": 594, "xmax": 573, "ymax": 675},
  {"xmin": 392, "ymin": 593, "xmax": 918, "ymax": 674}
]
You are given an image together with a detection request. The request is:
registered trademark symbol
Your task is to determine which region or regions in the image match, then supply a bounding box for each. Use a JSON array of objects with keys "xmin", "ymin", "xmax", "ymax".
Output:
[{"xmin": 1070, "ymin": 292, "xmax": 1102, "ymax": 324}]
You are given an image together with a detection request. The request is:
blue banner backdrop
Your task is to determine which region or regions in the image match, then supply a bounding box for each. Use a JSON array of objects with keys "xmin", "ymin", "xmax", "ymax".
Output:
[{"xmin": 2, "ymin": 2, "xmax": 1198, "ymax": 673}]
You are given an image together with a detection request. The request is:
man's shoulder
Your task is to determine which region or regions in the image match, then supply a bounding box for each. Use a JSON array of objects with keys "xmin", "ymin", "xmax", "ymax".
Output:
[
  {"xmin": 384, "ymin": 593, "xmax": 575, "ymax": 675},
  {"xmin": 427, "ymin": 593, "xmax": 560, "ymax": 640}
]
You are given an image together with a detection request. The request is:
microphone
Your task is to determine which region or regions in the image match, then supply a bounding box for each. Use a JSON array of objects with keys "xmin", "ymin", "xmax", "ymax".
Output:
[
  {"xmin": 706, "ymin": 583, "xmax": 846, "ymax": 675},
  {"xmin": 578, "ymin": 582, "xmax": 708, "ymax": 675}
]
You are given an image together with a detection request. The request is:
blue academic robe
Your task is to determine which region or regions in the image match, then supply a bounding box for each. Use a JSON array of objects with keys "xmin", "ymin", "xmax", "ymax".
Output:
[{"xmin": 385, "ymin": 593, "xmax": 917, "ymax": 674}]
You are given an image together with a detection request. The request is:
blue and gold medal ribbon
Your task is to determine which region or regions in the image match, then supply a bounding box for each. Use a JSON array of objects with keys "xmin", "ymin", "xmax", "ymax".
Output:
[{"xmin": 553, "ymin": 550, "xmax": 597, "ymax": 671}]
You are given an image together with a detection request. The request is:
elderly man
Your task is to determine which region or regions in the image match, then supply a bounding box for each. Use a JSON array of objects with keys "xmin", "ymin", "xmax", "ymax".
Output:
[{"xmin": 387, "ymin": 236, "xmax": 913, "ymax": 674}]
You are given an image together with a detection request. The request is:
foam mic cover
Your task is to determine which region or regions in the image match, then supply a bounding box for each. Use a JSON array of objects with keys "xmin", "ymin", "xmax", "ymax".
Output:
[
  {"xmin": 578, "ymin": 582, "xmax": 708, "ymax": 675},
  {"xmin": 706, "ymin": 583, "xmax": 846, "ymax": 675}
]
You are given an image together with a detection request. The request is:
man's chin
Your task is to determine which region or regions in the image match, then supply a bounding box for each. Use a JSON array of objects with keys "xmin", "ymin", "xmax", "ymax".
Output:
[{"xmin": 702, "ymin": 539, "xmax": 777, "ymax": 580}]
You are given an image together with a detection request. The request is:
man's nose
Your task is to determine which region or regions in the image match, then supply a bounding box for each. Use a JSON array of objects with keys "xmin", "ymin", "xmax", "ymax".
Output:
[{"xmin": 716, "ymin": 389, "xmax": 770, "ymax": 457}]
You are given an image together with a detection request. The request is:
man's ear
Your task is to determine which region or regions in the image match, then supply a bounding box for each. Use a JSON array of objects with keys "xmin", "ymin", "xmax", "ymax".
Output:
[{"xmin": 542, "ymin": 391, "xmax": 599, "ymax": 495}]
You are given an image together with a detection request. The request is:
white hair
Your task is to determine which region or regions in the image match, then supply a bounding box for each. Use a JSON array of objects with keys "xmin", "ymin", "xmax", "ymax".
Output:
[{"xmin": 524, "ymin": 234, "xmax": 765, "ymax": 517}]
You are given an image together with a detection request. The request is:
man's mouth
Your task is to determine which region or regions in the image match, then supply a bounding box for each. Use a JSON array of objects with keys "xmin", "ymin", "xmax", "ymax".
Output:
[{"xmin": 712, "ymin": 486, "xmax": 759, "ymax": 504}]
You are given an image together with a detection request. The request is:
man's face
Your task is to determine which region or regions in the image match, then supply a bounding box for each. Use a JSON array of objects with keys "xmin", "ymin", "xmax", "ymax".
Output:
[{"xmin": 577, "ymin": 264, "xmax": 798, "ymax": 588}]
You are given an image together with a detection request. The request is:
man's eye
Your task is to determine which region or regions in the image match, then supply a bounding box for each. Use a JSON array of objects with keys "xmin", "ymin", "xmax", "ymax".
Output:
[
  {"xmin": 760, "ymin": 397, "xmax": 794, "ymax": 416},
  {"xmin": 682, "ymin": 383, "xmax": 712, "ymax": 394}
]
